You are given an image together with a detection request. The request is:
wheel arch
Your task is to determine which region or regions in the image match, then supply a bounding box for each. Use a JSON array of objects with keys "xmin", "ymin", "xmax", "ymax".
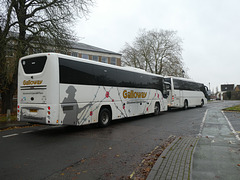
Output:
[
  {"xmin": 154, "ymin": 101, "xmax": 161, "ymax": 115},
  {"xmin": 98, "ymin": 105, "xmax": 112, "ymax": 127},
  {"xmin": 99, "ymin": 105, "xmax": 112, "ymax": 119},
  {"xmin": 183, "ymin": 99, "xmax": 188, "ymax": 110},
  {"xmin": 200, "ymin": 99, "xmax": 204, "ymax": 107}
]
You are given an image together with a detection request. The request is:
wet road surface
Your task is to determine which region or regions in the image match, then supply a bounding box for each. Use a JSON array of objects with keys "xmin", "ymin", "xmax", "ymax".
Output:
[{"xmin": 0, "ymin": 101, "xmax": 239, "ymax": 179}]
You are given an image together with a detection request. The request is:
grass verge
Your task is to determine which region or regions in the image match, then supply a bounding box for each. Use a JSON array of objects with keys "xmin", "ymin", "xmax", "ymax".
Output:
[
  {"xmin": 0, "ymin": 114, "xmax": 17, "ymax": 122},
  {"xmin": 223, "ymin": 104, "xmax": 240, "ymax": 112}
]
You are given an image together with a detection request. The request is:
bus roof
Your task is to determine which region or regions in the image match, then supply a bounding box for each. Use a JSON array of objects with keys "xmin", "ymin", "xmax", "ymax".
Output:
[
  {"xmin": 20, "ymin": 52, "xmax": 164, "ymax": 78},
  {"xmin": 165, "ymin": 76, "xmax": 203, "ymax": 84}
]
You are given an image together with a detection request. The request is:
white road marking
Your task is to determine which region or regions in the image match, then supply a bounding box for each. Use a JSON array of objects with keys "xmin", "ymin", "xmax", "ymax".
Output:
[
  {"xmin": 222, "ymin": 111, "xmax": 240, "ymax": 141},
  {"xmin": 22, "ymin": 130, "xmax": 34, "ymax": 134},
  {"xmin": 2, "ymin": 133, "xmax": 19, "ymax": 138},
  {"xmin": 198, "ymin": 109, "xmax": 208, "ymax": 137}
]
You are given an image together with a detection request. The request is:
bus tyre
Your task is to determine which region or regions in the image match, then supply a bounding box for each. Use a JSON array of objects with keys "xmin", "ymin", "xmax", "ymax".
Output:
[
  {"xmin": 154, "ymin": 102, "xmax": 160, "ymax": 115},
  {"xmin": 98, "ymin": 108, "xmax": 111, "ymax": 127},
  {"xmin": 200, "ymin": 99, "xmax": 204, "ymax": 107},
  {"xmin": 183, "ymin": 100, "xmax": 188, "ymax": 110}
]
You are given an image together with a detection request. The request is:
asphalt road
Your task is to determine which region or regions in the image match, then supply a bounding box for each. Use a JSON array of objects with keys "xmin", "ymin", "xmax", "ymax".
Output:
[{"xmin": 0, "ymin": 101, "xmax": 239, "ymax": 180}]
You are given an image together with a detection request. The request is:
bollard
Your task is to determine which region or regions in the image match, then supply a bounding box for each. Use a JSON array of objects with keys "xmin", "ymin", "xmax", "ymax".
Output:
[{"xmin": 7, "ymin": 109, "xmax": 11, "ymax": 122}]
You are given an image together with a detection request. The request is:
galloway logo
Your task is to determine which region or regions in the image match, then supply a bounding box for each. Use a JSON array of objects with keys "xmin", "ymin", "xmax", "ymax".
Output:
[
  {"xmin": 23, "ymin": 80, "xmax": 43, "ymax": 85},
  {"xmin": 123, "ymin": 90, "xmax": 147, "ymax": 99}
]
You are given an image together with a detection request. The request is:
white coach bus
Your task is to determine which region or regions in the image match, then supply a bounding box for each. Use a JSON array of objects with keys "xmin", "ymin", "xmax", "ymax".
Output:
[
  {"xmin": 164, "ymin": 76, "xmax": 208, "ymax": 110},
  {"xmin": 17, "ymin": 53, "xmax": 169, "ymax": 127}
]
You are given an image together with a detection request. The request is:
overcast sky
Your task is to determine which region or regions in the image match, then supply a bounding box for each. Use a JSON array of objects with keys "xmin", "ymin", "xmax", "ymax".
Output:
[{"xmin": 74, "ymin": 0, "xmax": 240, "ymax": 92}]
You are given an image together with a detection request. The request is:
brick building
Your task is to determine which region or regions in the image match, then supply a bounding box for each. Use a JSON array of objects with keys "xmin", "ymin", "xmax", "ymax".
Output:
[
  {"xmin": 221, "ymin": 84, "xmax": 240, "ymax": 100},
  {"xmin": 6, "ymin": 39, "xmax": 122, "ymax": 66},
  {"xmin": 68, "ymin": 41, "xmax": 121, "ymax": 66}
]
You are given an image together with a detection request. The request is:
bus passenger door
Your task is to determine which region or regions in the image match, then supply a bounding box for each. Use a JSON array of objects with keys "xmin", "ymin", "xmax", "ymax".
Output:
[
  {"xmin": 164, "ymin": 82, "xmax": 171, "ymax": 107},
  {"xmin": 179, "ymin": 90, "xmax": 184, "ymax": 107},
  {"xmin": 174, "ymin": 90, "xmax": 182, "ymax": 107}
]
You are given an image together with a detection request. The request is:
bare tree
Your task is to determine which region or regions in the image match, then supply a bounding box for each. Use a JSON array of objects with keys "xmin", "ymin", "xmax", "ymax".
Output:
[
  {"xmin": 0, "ymin": 1, "xmax": 16, "ymax": 114},
  {"xmin": 121, "ymin": 29, "xmax": 187, "ymax": 77},
  {"xmin": 0, "ymin": 0, "xmax": 94, "ymax": 113},
  {"xmin": 121, "ymin": 43, "xmax": 144, "ymax": 69}
]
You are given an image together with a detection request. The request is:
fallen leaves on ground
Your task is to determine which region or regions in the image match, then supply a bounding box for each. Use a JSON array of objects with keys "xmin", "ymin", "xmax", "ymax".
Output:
[
  {"xmin": 129, "ymin": 135, "xmax": 176, "ymax": 180},
  {"xmin": 0, "ymin": 123, "xmax": 41, "ymax": 131}
]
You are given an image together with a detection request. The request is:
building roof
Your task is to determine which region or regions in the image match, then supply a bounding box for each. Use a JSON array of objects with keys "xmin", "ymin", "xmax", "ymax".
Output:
[
  {"xmin": 235, "ymin": 85, "xmax": 240, "ymax": 90},
  {"xmin": 8, "ymin": 31, "xmax": 121, "ymax": 56},
  {"xmin": 70, "ymin": 41, "xmax": 121, "ymax": 56}
]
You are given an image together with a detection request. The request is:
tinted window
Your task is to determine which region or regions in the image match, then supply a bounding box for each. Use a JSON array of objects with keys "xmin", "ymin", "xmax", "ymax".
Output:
[
  {"xmin": 173, "ymin": 79, "xmax": 180, "ymax": 89},
  {"xmin": 173, "ymin": 78, "xmax": 203, "ymax": 91},
  {"xmin": 59, "ymin": 58, "xmax": 95, "ymax": 85},
  {"xmin": 21, "ymin": 56, "xmax": 47, "ymax": 74},
  {"xmin": 59, "ymin": 58, "xmax": 164, "ymax": 92},
  {"xmin": 164, "ymin": 78, "xmax": 171, "ymax": 83},
  {"xmin": 91, "ymin": 64, "xmax": 117, "ymax": 86}
]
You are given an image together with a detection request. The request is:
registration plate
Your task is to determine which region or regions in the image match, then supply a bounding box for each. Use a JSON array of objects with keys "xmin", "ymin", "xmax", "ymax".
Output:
[{"xmin": 30, "ymin": 109, "xmax": 38, "ymax": 113}]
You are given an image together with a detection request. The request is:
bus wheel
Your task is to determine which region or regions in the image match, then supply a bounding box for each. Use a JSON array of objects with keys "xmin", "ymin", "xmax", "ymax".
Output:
[
  {"xmin": 183, "ymin": 100, "xmax": 188, "ymax": 110},
  {"xmin": 98, "ymin": 108, "xmax": 111, "ymax": 127},
  {"xmin": 154, "ymin": 102, "xmax": 160, "ymax": 115},
  {"xmin": 200, "ymin": 99, "xmax": 204, "ymax": 107}
]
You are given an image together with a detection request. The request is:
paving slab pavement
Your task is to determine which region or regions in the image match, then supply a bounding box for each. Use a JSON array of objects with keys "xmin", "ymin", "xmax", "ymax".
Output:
[
  {"xmin": 147, "ymin": 108, "xmax": 240, "ymax": 180},
  {"xmin": 192, "ymin": 109, "xmax": 240, "ymax": 180},
  {"xmin": 147, "ymin": 136, "xmax": 198, "ymax": 180}
]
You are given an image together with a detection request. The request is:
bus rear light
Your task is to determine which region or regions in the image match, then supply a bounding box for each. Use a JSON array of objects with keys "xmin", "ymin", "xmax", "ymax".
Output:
[
  {"xmin": 17, "ymin": 105, "xmax": 20, "ymax": 114},
  {"xmin": 56, "ymin": 120, "xmax": 59, "ymax": 123},
  {"xmin": 172, "ymin": 96, "xmax": 174, "ymax": 100},
  {"xmin": 47, "ymin": 106, "xmax": 51, "ymax": 115}
]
